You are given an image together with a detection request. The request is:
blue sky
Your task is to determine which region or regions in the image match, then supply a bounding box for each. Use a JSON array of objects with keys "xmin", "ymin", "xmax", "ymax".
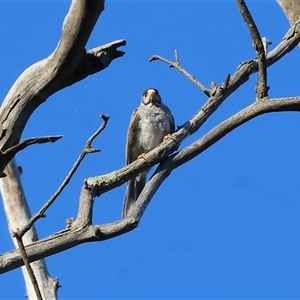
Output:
[{"xmin": 1, "ymin": 0, "xmax": 300, "ymax": 299}]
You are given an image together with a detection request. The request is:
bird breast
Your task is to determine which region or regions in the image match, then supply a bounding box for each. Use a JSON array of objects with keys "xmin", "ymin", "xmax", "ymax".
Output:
[{"xmin": 138, "ymin": 107, "xmax": 172, "ymax": 153}]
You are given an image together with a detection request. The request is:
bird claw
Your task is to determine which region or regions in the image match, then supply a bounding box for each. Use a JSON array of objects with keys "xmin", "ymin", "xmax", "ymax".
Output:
[
  {"xmin": 138, "ymin": 153, "xmax": 146, "ymax": 159},
  {"xmin": 163, "ymin": 133, "xmax": 172, "ymax": 141}
]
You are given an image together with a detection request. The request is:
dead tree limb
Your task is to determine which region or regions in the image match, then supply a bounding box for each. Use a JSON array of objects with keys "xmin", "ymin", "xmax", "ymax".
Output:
[
  {"xmin": 1, "ymin": 15, "xmax": 300, "ymax": 274},
  {"xmin": 277, "ymin": 0, "xmax": 300, "ymax": 25},
  {"xmin": 18, "ymin": 114, "xmax": 110, "ymax": 237},
  {"xmin": 236, "ymin": 0, "xmax": 269, "ymax": 100},
  {"xmin": 0, "ymin": 159, "xmax": 58, "ymax": 298},
  {"xmin": 0, "ymin": 0, "xmax": 125, "ymax": 175},
  {"xmin": 0, "ymin": 0, "xmax": 124, "ymax": 297}
]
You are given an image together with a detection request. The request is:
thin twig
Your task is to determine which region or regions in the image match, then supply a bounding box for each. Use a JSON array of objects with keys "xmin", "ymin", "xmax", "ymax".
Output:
[
  {"xmin": 0, "ymin": 135, "xmax": 63, "ymax": 173},
  {"xmin": 149, "ymin": 53, "xmax": 211, "ymax": 96},
  {"xmin": 236, "ymin": 0, "xmax": 268, "ymax": 100},
  {"xmin": 5, "ymin": 135, "xmax": 63, "ymax": 155},
  {"xmin": 174, "ymin": 49, "xmax": 180, "ymax": 65},
  {"xmin": 18, "ymin": 114, "xmax": 110, "ymax": 237},
  {"xmin": 0, "ymin": 135, "xmax": 62, "ymax": 178},
  {"xmin": 85, "ymin": 114, "xmax": 110, "ymax": 149},
  {"xmin": 14, "ymin": 233, "xmax": 43, "ymax": 300},
  {"xmin": 262, "ymin": 37, "xmax": 272, "ymax": 54}
]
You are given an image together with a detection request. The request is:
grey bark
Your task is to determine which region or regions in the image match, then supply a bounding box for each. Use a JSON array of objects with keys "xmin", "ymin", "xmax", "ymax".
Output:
[
  {"xmin": 0, "ymin": 159, "xmax": 58, "ymax": 299},
  {"xmin": 277, "ymin": 0, "xmax": 300, "ymax": 25},
  {"xmin": 0, "ymin": 1, "xmax": 125, "ymax": 298}
]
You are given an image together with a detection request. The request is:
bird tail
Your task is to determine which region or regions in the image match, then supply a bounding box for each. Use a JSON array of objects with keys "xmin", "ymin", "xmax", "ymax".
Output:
[{"xmin": 122, "ymin": 174, "xmax": 146, "ymax": 218}]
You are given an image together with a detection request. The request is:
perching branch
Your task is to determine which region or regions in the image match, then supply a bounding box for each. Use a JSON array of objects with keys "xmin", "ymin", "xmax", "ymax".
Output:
[
  {"xmin": 128, "ymin": 96, "xmax": 300, "ymax": 219},
  {"xmin": 172, "ymin": 97, "xmax": 300, "ymax": 167}
]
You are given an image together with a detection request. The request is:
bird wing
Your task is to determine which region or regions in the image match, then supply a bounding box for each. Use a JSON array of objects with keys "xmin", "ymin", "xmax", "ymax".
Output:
[
  {"xmin": 163, "ymin": 104, "xmax": 175, "ymax": 133},
  {"xmin": 170, "ymin": 112, "xmax": 175, "ymax": 133},
  {"xmin": 125, "ymin": 108, "xmax": 141, "ymax": 165}
]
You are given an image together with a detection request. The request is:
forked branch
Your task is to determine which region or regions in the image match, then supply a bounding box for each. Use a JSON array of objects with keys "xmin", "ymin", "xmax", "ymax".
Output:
[
  {"xmin": 149, "ymin": 51, "xmax": 211, "ymax": 96},
  {"xmin": 236, "ymin": 0, "xmax": 268, "ymax": 100},
  {"xmin": 18, "ymin": 114, "xmax": 110, "ymax": 237},
  {"xmin": 0, "ymin": 0, "xmax": 125, "ymax": 175}
]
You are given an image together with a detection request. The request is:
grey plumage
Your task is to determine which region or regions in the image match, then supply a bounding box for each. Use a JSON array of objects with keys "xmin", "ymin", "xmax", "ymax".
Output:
[{"xmin": 122, "ymin": 88, "xmax": 175, "ymax": 218}]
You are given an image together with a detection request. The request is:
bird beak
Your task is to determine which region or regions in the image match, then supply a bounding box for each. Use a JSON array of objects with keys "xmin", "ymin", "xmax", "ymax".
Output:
[
  {"xmin": 147, "ymin": 89, "xmax": 156, "ymax": 97},
  {"xmin": 147, "ymin": 89, "xmax": 157, "ymax": 102}
]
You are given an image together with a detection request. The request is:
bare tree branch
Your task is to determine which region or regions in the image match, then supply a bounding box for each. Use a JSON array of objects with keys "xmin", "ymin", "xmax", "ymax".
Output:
[
  {"xmin": 84, "ymin": 40, "xmax": 126, "ymax": 79},
  {"xmin": 14, "ymin": 234, "xmax": 43, "ymax": 300},
  {"xmin": 173, "ymin": 96, "xmax": 300, "ymax": 166},
  {"xmin": 87, "ymin": 16, "xmax": 300, "ymax": 198},
  {"xmin": 0, "ymin": 0, "xmax": 125, "ymax": 175},
  {"xmin": 0, "ymin": 135, "xmax": 62, "ymax": 178},
  {"xmin": 149, "ymin": 52, "xmax": 211, "ymax": 97},
  {"xmin": 262, "ymin": 37, "xmax": 272, "ymax": 53},
  {"xmin": 128, "ymin": 95, "xmax": 300, "ymax": 218},
  {"xmin": 0, "ymin": 159, "xmax": 58, "ymax": 298},
  {"xmin": 277, "ymin": 0, "xmax": 300, "ymax": 26},
  {"xmin": 236, "ymin": 0, "xmax": 268, "ymax": 100},
  {"xmin": 1, "ymin": 16, "xmax": 300, "ymax": 274},
  {"xmin": 18, "ymin": 114, "xmax": 110, "ymax": 237}
]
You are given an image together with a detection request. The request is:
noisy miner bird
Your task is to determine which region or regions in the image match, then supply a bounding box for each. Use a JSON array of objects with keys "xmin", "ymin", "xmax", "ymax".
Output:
[{"xmin": 122, "ymin": 88, "xmax": 175, "ymax": 218}]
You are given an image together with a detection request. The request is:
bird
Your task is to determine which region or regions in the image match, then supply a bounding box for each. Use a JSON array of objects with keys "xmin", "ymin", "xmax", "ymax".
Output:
[{"xmin": 122, "ymin": 88, "xmax": 175, "ymax": 218}]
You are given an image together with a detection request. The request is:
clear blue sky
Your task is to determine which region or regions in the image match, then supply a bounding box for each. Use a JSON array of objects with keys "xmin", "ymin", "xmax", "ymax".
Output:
[{"xmin": 1, "ymin": 0, "xmax": 300, "ymax": 299}]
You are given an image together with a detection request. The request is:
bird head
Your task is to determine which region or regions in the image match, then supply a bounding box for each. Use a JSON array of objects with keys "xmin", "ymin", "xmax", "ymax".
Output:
[{"xmin": 141, "ymin": 88, "xmax": 162, "ymax": 106}]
